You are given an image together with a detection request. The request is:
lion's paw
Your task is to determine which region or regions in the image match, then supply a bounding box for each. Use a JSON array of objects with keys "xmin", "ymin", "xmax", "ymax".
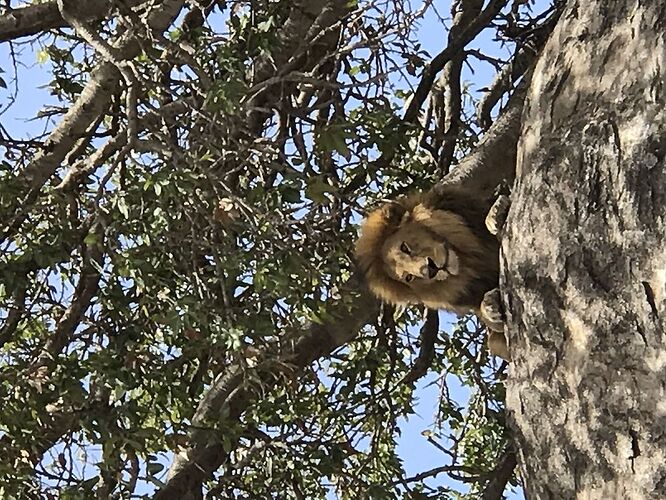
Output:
[
  {"xmin": 480, "ymin": 288, "xmax": 504, "ymax": 330},
  {"xmin": 480, "ymin": 288, "xmax": 510, "ymax": 360},
  {"xmin": 488, "ymin": 330, "xmax": 511, "ymax": 361},
  {"xmin": 485, "ymin": 194, "xmax": 511, "ymax": 236}
]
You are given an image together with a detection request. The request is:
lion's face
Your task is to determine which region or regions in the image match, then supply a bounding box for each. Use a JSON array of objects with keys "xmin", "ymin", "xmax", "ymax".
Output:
[
  {"xmin": 381, "ymin": 223, "xmax": 460, "ymax": 286},
  {"xmin": 355, "ymin": 198, "xmax": 496, "ymax": 310}
]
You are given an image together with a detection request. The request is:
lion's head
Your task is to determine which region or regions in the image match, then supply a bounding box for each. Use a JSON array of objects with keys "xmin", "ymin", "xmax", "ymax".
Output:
[{"xmin": 355, "ymin": 196, "xmax": 498, "ymax": 311}]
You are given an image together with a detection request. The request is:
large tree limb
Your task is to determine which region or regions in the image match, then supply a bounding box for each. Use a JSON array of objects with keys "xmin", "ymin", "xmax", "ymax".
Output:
[
  {"xmin": 153, "ymin": 284, "xmax": 379, "ymax": 499},
  {"xmin": 0, "ymin": 0, "xmax": 146, "ymax": 42}
]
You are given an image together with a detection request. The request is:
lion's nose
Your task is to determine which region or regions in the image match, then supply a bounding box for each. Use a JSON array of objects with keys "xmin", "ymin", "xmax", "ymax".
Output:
[{"xmin": 427, "ymin": 258, "xmax": 438, "ymax": 279}]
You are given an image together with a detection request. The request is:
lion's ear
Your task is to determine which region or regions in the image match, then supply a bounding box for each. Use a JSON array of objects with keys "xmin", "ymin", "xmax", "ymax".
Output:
[
  {"xmin": 411, "ymin": 204, "xmax": 433, "ymax": 223},
  {"xmin": 381, "ymin": 202, "xmax": 406, "ymax": 225}
]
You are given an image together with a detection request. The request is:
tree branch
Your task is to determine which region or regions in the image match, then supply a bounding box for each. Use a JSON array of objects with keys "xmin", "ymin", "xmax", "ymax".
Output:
[
  {"xmin": 39, "ymin": 223, "xmax": 105, "ymax": 362},
  {"xmin": 0, "ymin": 282, "xmax": 27, "ymax": 348},
  {"xmin": 476, "ymin": 11, "xmax": 560, "ymax": 128},
  {"xmin": 154, "ymin": 69, "xmax": 534, "ymax": 497},
  {"xmin": 481, "ymin": 448, "xmax": 518, "ymax": 500},
  {"xmin": 153, "ymin": 282, "xmax": 379, "ymax": 499},
  {"xmin": 435, "ymin": 0, "xmax": 484, "ymax": 174},
  {"xmin": 351, "ymin": 0, "xmax": 513, "ymax": 191},
  {"xmin": 402, "ymin": 0, "xmax": 511, "ymax": 123},
  {"xmin": 0, "ymin": 0, "xmax": 186, "ymax": 244},
  {"xmin": 431, "ymin": 75, "xmax": 530, "ymax": 201},
  {"xmin": 402, "ymin": 309, "xmax": 439, "ymax": 385},
  {"xmin": 0, "ymin": 0, "xmax": 146, "ymax": 42}
]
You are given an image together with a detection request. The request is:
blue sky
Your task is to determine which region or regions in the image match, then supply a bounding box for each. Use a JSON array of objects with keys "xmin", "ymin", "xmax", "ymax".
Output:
[{"xmin": 388, "ymin": 3, "xmax": 526, "ymax": 497}]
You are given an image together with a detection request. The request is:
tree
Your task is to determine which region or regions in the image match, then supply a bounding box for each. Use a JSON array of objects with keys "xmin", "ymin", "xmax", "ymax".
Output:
[
  {"xmin": 0, "ymin": 0, "xmax": 574, "ymax": 498},
  {"xmin": 503, "ymin": 0, "xmax": 666, "ymax": 497}
]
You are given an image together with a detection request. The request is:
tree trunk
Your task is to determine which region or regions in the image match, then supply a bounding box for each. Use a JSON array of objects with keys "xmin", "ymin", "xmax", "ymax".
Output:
[{"xmin": 504, "ymin": 1, "xmax": 666, "ymax": 498}]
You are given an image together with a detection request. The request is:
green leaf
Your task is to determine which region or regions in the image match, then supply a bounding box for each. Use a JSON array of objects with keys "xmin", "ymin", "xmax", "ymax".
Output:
[
  {"xmin": 305, "ymin": 177, "xmax": 336, "ymax": 204},
  {"xmin": 36, "ymin": 50, "xmax": 48, "ymax": 64},
  {"xmin": 319, "ymin": 126, "xmax": 352, "ymax": 160},
  {"xmin": 147, "ymin": 462, "xmax": 165, "ymax": 475},
  {"xmin": 257, "ymin": 18, "xmax": 274, "ymax": 32},
  {"xmin": 83, "ymin": 232, "xmax": 99, "ymax": 246},
  {"xmin": 117, "ymin": 197, "xmax": 129, "ymax": 218},
  {"xmin": 281, "ymin": 186, "xmax": 302, "ymax": 203}
]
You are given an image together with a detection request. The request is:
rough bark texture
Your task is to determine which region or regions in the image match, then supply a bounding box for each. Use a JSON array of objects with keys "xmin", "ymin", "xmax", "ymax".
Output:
[
  {"xmin": 0, "ymin": 0, "xmax": 146, "ymax": 42},
  {"xmin": 504, "ymin": 1, "xmax": 666, "ymax": 498}
]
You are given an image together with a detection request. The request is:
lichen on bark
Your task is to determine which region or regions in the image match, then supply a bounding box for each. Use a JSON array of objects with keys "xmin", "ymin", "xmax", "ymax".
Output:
[{"xmin": 504, "ymin": 1, "xmax": 666, "ymax": 498}]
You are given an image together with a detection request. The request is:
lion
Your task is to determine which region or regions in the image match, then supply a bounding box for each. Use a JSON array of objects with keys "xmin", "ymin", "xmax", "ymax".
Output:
[{"xmin": 355, "ymin": 185, "xmax": 510, "ymax": 360}]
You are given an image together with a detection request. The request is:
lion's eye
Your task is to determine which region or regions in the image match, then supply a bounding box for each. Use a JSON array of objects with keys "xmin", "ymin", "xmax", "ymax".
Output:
[
  {"xmin": 400, "ymin": 242, "xmax": 411, "ymax": 255},
  {"xmin": 405, "ymin": 274, "xmax": 414, "ymax": 283}
]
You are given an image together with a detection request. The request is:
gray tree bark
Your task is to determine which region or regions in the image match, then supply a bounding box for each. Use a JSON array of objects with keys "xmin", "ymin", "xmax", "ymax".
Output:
[{"xmin": 504, "ymin": 0, "xmax": 666, "ymax": 498}]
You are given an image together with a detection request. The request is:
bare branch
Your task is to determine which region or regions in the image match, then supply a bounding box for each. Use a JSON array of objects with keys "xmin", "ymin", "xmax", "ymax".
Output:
[
  {"xmin": 0, "ymin": 0, "xmax": 146, "ymax": 42},
  {"xmin": 476, "ymin": 11, "xmax": 560, "ymax": 128},
  {"xmin": 431, "ymin": 75, "xmax": 530, "ymax": 201},
  {"xmin": 403, "ymin": 0, "xmax": 511, "ymax": 123},
  {"xmin": 434, "ymin": 0, "xmax": 484, "ymax": 173},
  {"xmin": 402, "ymin": 309, "xmax": 439, "ymax": 385},
  {"xmin": 55, "ymin": 132, "xmax": 127, "ymax": 190}
]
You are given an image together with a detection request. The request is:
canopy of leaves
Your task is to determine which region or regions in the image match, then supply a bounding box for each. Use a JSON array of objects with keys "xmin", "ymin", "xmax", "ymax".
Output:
[{"xmin": 0, "ymin": 0, "xmax": 559, "ymax": 498}]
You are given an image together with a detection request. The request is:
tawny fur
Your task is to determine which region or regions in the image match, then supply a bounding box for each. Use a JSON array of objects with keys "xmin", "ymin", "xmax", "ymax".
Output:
[{"xmin": 355, "ymin": 187, "xmax": 499, "ymax": 316}]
